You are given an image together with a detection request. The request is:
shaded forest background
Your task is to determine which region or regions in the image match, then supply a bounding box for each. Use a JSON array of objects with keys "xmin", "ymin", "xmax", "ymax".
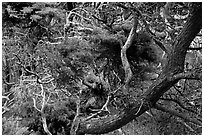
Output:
[{"xmin": 2, "ymin": 2, "xmax": 202, "ymax": 135}]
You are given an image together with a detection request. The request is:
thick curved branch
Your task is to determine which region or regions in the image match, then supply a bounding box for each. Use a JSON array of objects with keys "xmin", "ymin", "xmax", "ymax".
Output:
[
  {"xmin": 121, "ymin": 12, "xmax": 137, "ymax": 88},
  {"xmin": 75, "ymin": 3, "xmax": 202, "ymax": 135},
  {"xmin": 163, "ymin": 3, "xmax": 202, "ymax": 74}
]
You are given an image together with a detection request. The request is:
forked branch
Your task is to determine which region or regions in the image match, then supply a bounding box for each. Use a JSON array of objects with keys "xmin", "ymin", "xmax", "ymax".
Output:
[{"xmin": 120, "ymin": 12, "xmax": 137, "ymax": 90}]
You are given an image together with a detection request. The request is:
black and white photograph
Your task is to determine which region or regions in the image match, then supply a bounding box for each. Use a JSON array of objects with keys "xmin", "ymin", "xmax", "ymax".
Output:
[{"xmin": 1, "ymin": 2, "xmax": 202, "ymax": 135}]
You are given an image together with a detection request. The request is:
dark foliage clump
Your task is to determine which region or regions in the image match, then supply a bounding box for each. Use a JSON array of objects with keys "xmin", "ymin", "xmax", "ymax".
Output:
[
  {"xmin": 26, "ymin": 92, "xmax": 109, "ymax": 135},
  {"xmin": 27, "ymin": 119, "xmax": 47, "ymax": 135},
  {"xmin": 96, "ymin": 31, "xmax": 157, "ymax": 63},
  {"xmin": 80, "ymin": 81, "xmax": 109, "ymax": 115},
  {"xmin": 91, "ymin": 30, "xmax": 158, "ymax": 80},
  {"xmin": 26, "ymin": 99, "xmax": 78, "ymax": 135},
  {"xmin": 2, "ymin": 2, "xmax": 34, "ymax": 27},
  {"xmin": 28, "ymin": 117, "xmax": 71, "ymax": 135}
]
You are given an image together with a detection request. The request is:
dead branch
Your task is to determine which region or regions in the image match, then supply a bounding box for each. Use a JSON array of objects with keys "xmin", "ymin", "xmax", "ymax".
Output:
[
  {"xmin": 31, "ymin": 80, "xmax": 52, "ymax": 134},
  {"xmin": 2, "ymin": 99, "xmax": 11, "ymax": 114},
  {"xmin": 41, "ymin": 116, "xmax": 52, "ymax": 135},
  {"xmin": 121, "ymin": 12, "xmax": 137, "ymax": 89},
  {"xmin": 172, "ymin": 70, "xmax": 202, "ymax": 81},
  {"xmin": 84, "ymin": 95, "xmax": 111, "ymax": 122},
  {"xmin": 70, "ymin": 95, "xmax": 81, "ymax": 135},
  {"xmin": 40, "ymin": 85, "xmax": 52, "ymax": 135},
  {"xmin": 15, "ymin": 54, "xmax": 55, "ymax": 84},
  {"xmin": 3, "ymin": 78, "xmax": 16, "ymax": 86},
  {"xmin": 32, "ymin": 98, "xmax": 41, "ymax": 112}
]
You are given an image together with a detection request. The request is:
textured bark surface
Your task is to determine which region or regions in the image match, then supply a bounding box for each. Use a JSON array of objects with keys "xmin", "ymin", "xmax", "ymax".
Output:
[{"xmin": 76, "ymin": 3, "xmax": 202, "ymax": 135}]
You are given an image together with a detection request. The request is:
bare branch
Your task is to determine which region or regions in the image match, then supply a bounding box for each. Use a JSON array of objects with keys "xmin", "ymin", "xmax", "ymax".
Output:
[
  {"xmin": 172, "ymin": 70, "xmax": 202, "ymax": 81},
  {"xmin": 2, "ymin": 96, "xmax": 10, "ymax": 100},
  {"xmin": 173, "ymin": 85, "xmax": 191, "ymax": 101},
  {"xmin": 70, "ymin": 95, "xmax": 81, "ymax": 135},
  {"xmin": 32, "ymin": 82, "xmax": 52, "ymax": 134},
  {"xmin": 154, "ymin": 104, "xmax": 201, "ymax": 126},
  {"xmin": 32, "ymin": 98, "xmax": 41, "ymax": 112},
  {"xmin": 121, "ymin": 12, "xmax": 137, "ymax": 88},
  {"xmin": 188, "ymin": 47, "xmax": 202, "ymax": 50},
  {"xmin": 15, "ymin": 54, "xmax": 55, "ymax": 84},
  {"xmin": 40, "ymin": 86, "xmax": 52, "ymax": 135},
  {"xmin": 84, "ymin": 95, "xmax": 111, "ymax": 122},
  {"xmin": 76, "ymin": 3, "xmax": 202, "ymax": 134},
  {"xmin": 2, "ymin": 95, "xmax": 12, "ymax": 114},
  {"xmin": 41, "ymin": 116, "xmax": 52, "ymax": 135},
  {"xmin": 3, "ymin": 78, "xmax": 15, "ymax": 85},
  {"xmin": 115, "ymin": 3, "xmax": 169, "ymax": 54}
]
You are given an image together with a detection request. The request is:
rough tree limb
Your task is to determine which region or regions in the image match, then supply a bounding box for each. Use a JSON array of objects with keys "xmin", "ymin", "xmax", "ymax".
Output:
[
  {"xmin": 120, "ymin": 12, "xmax": 137, "ymax": 91},
  {"xmin": 172, "ymin": 70, "xmax": 202, "ymax": 81},
  {"xmin": 75, "ymin": 3, "xmax": 201, "ymax": 135}
]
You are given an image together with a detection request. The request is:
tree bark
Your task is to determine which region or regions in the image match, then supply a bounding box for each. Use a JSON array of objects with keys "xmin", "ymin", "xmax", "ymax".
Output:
[{"xmin": 76, "ymin": 3, "xmax": 202, "ymax": 135}]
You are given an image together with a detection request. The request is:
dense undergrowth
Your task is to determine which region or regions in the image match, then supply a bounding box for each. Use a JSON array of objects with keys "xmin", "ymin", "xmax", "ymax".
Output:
[{"xmin": 2, "ymin": 2, "xmax": 201, "ymax": 135}]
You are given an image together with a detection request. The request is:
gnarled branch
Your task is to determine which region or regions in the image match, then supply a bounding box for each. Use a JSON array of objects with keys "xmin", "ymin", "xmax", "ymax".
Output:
[
  {"xmin": 120, "ymin": 12, "xmax": 137, "ymax": 91},
  {"xmin": 75, "ymin": 3, "xmax": 202, "ymax": 134}
]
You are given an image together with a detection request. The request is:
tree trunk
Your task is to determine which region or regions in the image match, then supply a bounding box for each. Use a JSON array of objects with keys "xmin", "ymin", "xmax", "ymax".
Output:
[{"xmin": 76, "ymin": 3, "xmax": 202, "ymax": 135}]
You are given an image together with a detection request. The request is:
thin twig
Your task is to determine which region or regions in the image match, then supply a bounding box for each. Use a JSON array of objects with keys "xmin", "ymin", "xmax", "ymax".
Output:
[
  {"xmin": 32, "ymin": 98, "xmax": 41, "ymax": 112},
  {"xmin": 84, "ymin": 95, "xmax": 110, "ymax": 122},
  {"xmin": 15, "ymin": 54, "xmax": 55, "ymax": 84},
  {"xmin": 70, "ymin": 95, "xmax": 81, "ymax": 135}
]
